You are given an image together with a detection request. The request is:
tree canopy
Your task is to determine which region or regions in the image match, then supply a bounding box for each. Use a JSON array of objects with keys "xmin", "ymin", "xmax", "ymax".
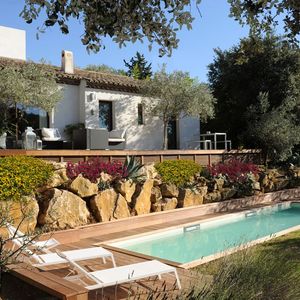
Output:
[
  {"xmin": 20, "ymin": 0, "xmax": 200, "ymax": 56},
  {"xmin": 141, "ymin": 66, "xmax": 216, "ymax": 149},
  {"xmin": 206, "ymin": 36, "xmax": 300, "ymax": 159},
  {"xmin": 228, "ymin": 0, "xmax": 300, "ymax": 45},
  {"xmin": 20, "ymin": 1, "xmax": 299, "ymax": 57},
  {"xmin": 124, "ymin": 52, "xmax": 152, "ymax": 80},
  {"xmin": 0, "ymin": 62, "xmax": 62, "ymax": 139},
  {"xmin": 85, "ymin": 64, "xmax": 126, "ymax": 76}
]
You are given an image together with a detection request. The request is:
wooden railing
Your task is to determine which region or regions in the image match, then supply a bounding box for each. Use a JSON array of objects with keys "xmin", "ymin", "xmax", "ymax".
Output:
[{"xmin": 0, "ymin": 149, "xmax": 262, "ymax": 165}]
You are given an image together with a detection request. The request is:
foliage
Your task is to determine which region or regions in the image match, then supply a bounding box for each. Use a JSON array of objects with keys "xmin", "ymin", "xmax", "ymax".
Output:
[
  {"xmin": 20, "ymin": 0, "xmax": 200, "ymax": 56},
  {"xmin": 208, "ymin": 159, "xmax": 259, "ymax": 183},
  {"xmin": 0, "ymin": 206, "xmax": 40, "ymax": 289},
  {"xmin": 245, "ymin": 92, "xmax": 300, "ymax": 161},
  {"xmin": 84, "ymin": 64, "xmax": 126, "ymax": 76},
  {"xmin": 0, "ymin": 61, "xmax": 62, "ymax": 140},
  {"xmin": 142, "ymin": 66, "xmax": 216, "ymax": 149},
  {"xmin": 155, "ymin": 160, "xmax": 201, "ymax": 187},
  {"xmin": 124, "ymin": 52, "xmax": 152, "ymax": 80},
  {"xmin": 64, "ymin": 123, "xmax": 85, "ymax": 140},
  {"xmin": 208, "ymin": 159, "xmax": 259, "ymax": 196},
  {"xmin": 206, "ymin": 35, "xmax": 300, "ymax": 148},
  {"xmin": 228, "ymin": 0, "xmax": 300, "ymax": 45},
  {"xmin": 0, "ymin": 156, "xmax": 54, "ymax": 201},
  {"xmin": 122, "ymin": 156, "xmax": 144, "ymax": 181},
  {"xmin": 66, "ymin": 159, "xmax": 125, "ymax": 183}
]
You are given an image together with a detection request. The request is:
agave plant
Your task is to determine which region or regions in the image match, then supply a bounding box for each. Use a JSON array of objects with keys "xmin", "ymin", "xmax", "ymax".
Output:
[{"xmin": 122, "ymin": 156, "xmax": 145, "ymax": 181}]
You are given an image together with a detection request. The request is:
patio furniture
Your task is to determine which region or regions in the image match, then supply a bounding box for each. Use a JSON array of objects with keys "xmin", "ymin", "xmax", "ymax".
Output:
[
  {"xmin": 56, "ymin": 251, "xmax": 181, "ymax": 290},
  {"xmin": 35, "ymin": 128, "xmax": 66, "ymax": 149},
  {"xmin": 73, "ymin": 128, "xmax": 109, "ymax": 150},
  {"xmin": 199, "ymin": 132, "xmax": 231, "ymax": 150},
  {"xmin": 7, "ymin": 223, "xmax": 59, "ymax": 253},
  {"xmin": 108, "ymin": 128, "xmax": 127, "ymax": 150}
]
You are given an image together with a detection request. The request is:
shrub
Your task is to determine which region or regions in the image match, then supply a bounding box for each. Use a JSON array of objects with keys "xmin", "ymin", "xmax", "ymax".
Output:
[
  {"xmin": 208, "ymin": 159, "xmax": 259, "ymax": 184},
  {"xmin": 155, "ymin": 160, "xmax": 201, "ymax": 187},
  {"xmin": 122, "ymin": 156, "xmax": 145, "ymax": 181},
  {"xmin": 66, "ymin": 158, "xmax": 125, "ymax": 183},
  {"xmin": 0, "ymin": 156, "xmax": 53, "ymax": 201}
]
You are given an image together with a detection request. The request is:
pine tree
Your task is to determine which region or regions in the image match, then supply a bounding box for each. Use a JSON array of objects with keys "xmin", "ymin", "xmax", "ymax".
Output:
[{"xmin": 124, "ymin": 52, "xmax": 152, "ymax": 80}]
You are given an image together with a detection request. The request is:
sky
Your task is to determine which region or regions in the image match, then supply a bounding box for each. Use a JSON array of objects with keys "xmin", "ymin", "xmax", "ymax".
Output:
[{"xmin": 0, "ymin": 0, "xmax": 253, "ymax": 81}]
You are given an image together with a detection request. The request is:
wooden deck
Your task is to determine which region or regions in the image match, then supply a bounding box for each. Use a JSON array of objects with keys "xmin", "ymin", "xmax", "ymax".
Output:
[{"xmin": 7, "ymin": 201, "xmax": 281, "ymax": 300}]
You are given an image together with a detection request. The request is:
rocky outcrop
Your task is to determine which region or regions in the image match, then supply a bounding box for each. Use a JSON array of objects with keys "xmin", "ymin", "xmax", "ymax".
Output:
[
  {"xmin": 203, "ymin": 191, "xmax": 222, "ymax": 204},
  {"xmin": 178, "ymin": 189, "xmax": 204, "ymax": 207},
  {"xmin": 133, "ymin": 179, "xmax": 154, "ymax": 215},
  {"xmin": 38, "ymin": 189, "xmax": 90, "ymax": 229},
  {"xmin": 113, "ymin": 194, "xmax": 131, "ymax": 219},
  {"xmin": 69, "ymin": 174, "xmax": 98, "ymax": 198},
  {"xmin": 162, "ymin": 197, "xmax": 178, "ymax": 211},
  {"xmin": 90, "ymin": 189, "xmax": 118, "ymax": 222},
  {"xmin": 0, "ymin": 196, "xmax": 39, "ymax": 236},
  {"xmin": 161, "ymin": 183, "xmax": 179, "ymax": 198},
  {"xmin": 115, "ymin": 179, "xmax": 136, "ymax": 203}
]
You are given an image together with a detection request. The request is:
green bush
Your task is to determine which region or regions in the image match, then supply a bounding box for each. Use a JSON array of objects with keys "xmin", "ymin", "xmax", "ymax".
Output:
[
  {"xmin": 0, "ymin": 156, "xmax": 53, "ymax": 201},
  {"xmin": 155, "ymin": 160, "xmax": 201, "ymax": 187}
]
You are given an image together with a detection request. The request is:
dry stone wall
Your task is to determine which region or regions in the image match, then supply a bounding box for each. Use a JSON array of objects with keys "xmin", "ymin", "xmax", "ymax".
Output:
[{"xmin": 6, "ymin": 162, "xmax": 300, "ymax": 232}]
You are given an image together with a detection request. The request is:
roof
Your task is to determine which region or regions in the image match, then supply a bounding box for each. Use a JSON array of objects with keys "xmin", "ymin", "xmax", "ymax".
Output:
[{"xmin": 0, "ymin": 56, "xmax": 141, "ymax": 93}]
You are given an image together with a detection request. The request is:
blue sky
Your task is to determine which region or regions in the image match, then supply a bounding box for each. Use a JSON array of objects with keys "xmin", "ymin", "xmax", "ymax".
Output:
[{"xmin": 0, "ymin": 0, "xmax": 252, "ymax": 81}]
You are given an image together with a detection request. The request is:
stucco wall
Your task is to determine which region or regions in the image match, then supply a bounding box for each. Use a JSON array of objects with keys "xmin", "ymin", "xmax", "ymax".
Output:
[
  {"xmin": 52, "ymin": 84, "xmax": 80, "ymax": 140},
  {"xmin": 0, "ymin": 26, "xmax": 26, "ymax": 60},
  {"xmin": 52, "ymin": 83, "xmax": 200, "ymax": 149}
]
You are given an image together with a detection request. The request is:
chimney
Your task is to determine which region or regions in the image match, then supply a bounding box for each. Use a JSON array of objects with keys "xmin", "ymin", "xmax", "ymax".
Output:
[{"xmin": 61, "ymin": 50, "xmax": 74, "ymax": 74}]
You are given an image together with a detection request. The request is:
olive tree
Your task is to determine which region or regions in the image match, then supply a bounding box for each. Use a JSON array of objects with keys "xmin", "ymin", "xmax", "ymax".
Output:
[
  {"xmin": 20, "ymin": 1, "xmax": 299, "ymax": 58},
  {"xmin": 141, "ymin": 67, "xmax": 216, "ymax": 149},
  {"xmin": 0, "ymin": 61, "xmax": 62, "ymax": 141}
]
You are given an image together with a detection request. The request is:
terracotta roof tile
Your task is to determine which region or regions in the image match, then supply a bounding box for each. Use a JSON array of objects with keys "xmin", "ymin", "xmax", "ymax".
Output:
[{"xmin": 0, "ymin": 56, "xmax": 141, "ymax": 93}]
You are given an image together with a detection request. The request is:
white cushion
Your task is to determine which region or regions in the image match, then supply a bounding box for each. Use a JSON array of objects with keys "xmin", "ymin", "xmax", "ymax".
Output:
[
  {"xmin": 42, "ymin": 128, "xmax": 61, "ymax": 141},
  {"xmin": 109, "ymin": 129, "xmax": 127, "ymax": 139},
  {"xmin": 108, "ymin": 138, "xmax": 125, "ymax": 143}
]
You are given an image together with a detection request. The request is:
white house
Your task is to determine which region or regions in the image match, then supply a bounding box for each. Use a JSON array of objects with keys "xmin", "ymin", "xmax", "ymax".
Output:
[{"xmin": 0, "ymin": 26, "xmax": 200, "ymax": 150}]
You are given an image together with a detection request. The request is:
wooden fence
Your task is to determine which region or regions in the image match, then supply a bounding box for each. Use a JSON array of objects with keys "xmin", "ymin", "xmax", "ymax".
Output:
[{"xmin": 0, "ymin": 149, "xmax": 262, "ymax": 166}]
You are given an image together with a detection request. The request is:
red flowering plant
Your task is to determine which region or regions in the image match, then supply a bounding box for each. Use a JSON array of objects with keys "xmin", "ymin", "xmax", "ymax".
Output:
[
  {"xmin": 208, "ymin": 159, "xmax": 260, "ymax": 196},
  {"xmin": 66, "ymin": 158, "xmax": 126, "ymax": 183}
]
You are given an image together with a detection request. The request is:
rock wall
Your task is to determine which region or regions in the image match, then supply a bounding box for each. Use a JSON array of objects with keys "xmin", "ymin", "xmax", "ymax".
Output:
[{"xmin": 4, "ymin": 162, "xmax": 300, "ymax": 232}]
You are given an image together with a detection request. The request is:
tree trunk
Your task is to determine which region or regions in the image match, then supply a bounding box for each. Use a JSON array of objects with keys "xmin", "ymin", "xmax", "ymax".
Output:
[{"xmin": 163, "ymin": 120, "xmax": 168, "ymax": 150}]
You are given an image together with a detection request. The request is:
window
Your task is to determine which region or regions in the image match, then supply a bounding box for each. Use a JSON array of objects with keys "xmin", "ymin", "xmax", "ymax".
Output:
[
  {"xmin": 8, "ymin": 104, "xmax": 49, "ymax": 134},
  {"xmin": 99, "ymin": 101, "xmax": 113, "ymax": 131},
  {"xmin": 137, "ymin": 103, "xmax": 144, "ymax": 125}
]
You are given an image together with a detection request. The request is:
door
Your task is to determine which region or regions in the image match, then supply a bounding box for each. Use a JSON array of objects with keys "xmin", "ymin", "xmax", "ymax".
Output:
[
  {"xmin": 99, "ymin": 101, "xmax": 112, "ymax": 131},
  {"xmin": 167, "ymin": 119, "xmax": 177, "ymax": 149}
]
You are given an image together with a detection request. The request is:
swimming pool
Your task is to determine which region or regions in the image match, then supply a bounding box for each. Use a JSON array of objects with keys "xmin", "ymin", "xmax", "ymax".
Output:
[{"xmin": 109, "ymin": 202, "xmax": 300, "ymax": 267}]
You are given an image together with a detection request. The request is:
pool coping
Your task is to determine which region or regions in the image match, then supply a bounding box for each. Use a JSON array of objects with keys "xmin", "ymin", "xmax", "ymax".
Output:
[{"xmin": 97, "ymin": 200, "xmax": 300, "ymax": 269}]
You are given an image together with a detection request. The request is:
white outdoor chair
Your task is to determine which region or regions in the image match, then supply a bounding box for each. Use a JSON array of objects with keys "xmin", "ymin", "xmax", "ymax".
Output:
[
  {"xmin": 56, "ymin": 250, "xmax": 181, "ymax": 290},
  {"xmin": 41, "ymin": 128, "xmax": 62, "ymax": 141},
  {"xmin": 7, "ymin": 223, "xmax": 59, "ymax": 253},
  {"xmin": 7, "ymin": 224, "xmax": 116, "ymax": 268}
]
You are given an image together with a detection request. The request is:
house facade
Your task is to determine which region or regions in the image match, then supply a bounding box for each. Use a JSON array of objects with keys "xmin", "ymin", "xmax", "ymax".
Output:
[{"xmin": 0, "ymin": 26, "xmax": 200, "ymax": 150}]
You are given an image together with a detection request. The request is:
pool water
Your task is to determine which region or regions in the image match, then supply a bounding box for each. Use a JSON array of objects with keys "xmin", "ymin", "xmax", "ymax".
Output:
[{"xmin": 111, "ymin": 203, "xmax": 300, "ymax": 264}]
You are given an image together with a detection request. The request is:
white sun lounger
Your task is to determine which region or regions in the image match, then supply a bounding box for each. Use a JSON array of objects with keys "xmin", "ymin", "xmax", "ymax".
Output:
[
  {"xmin": 32, "ymin": 247, "xmax": 116, "ymax": 268},
  {"xmin": 7, "ymin": 224, "xmax": 116, "ymax": 268},
  {"xmin": 7, "ymin": 223, "xmax": 59, "ymax": 253},
  {"xmin": 56, "ymin": 250, "xmax": 181, "ymax": 290}
]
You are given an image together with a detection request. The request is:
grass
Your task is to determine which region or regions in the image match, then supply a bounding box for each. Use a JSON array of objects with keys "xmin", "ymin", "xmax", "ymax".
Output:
[{"xmin": 189, "ymin": 230, "xmax": 300, "ymax": 300}]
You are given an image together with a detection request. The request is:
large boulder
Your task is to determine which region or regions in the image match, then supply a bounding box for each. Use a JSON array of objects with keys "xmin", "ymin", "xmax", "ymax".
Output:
[
  {"xmin": 69, "ymin": 174, "xmax": 98, "ymax": 198},
  {"xmin": 178, "ymin": 189, "xmax": 204, "ymax": 207},
  {"xmin": 220, "ymin": 188, "xmax": 236, "ymax": 200},
  {"xmin": 0, "ymin": 196, "xmax": 39, "ymax": 236},
  {"xmin": 46, "ymin": 168, "xmax": 69, "ymax": 189},
  {"xmin": 133, "ymin": 179, "xmax": 154, "ymax": 215},
  {"xmin": 113, "ymin": 194, "xmax": 131, "ymax": 219},
  {"xmin": 38, "ymin": 189, "xmax": 90, "ymax": 229},
  {"xmin": 150, "ymin": 186, "xmax": 162, "ymax": 203},
  {"xmin": 162, "ymin": 197, "xmax": 178, "ymax": 211},
  {"xmin": 203, "ymin": 191, "xmax": 222, "ymax": 204},
  {"xmin": 115, "ymin": 179, "xmax": 136, "ymax": 203},
  {"xmin": 90, "ymin": 189, "xmax": 131, "ymax": 221},
  {"xmin": 90, "ymin": 189, "xmax": 118, "ymax": 222},
  {"xmin": 160, "ymin": 183, "xmax": 179, "ymax": 198},
  {"xmin": 142, "ymin": 163, "xmax": 158, "ymax": 179}
]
